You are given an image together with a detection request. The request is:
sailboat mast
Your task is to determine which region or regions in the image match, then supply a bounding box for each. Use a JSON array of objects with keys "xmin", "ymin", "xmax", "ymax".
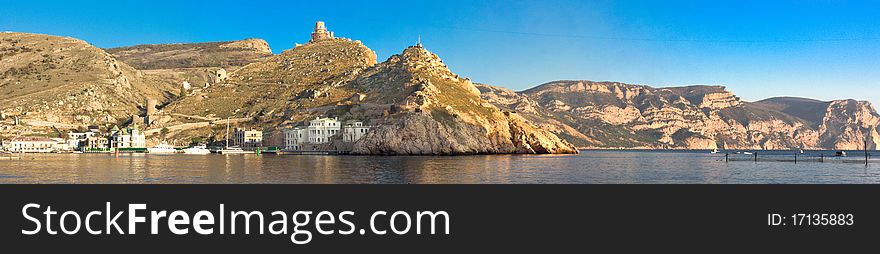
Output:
[{"xmin": 226, "ymin": 117, "xmax": 230, "ymax": 149}]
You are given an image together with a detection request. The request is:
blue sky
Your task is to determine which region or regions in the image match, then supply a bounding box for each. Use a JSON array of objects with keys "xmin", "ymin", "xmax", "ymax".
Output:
[{"xmin": 2, "ymin": 0, "xmax": 879, "ymax": 105}]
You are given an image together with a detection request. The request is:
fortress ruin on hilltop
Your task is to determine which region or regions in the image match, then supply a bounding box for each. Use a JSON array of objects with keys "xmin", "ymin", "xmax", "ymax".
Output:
[{"xmin": 310, "ymin": 21, "xmax": 335, "ymax": 42}]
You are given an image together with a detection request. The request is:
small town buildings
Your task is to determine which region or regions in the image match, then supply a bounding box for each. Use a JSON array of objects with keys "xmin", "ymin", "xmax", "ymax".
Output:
[
  {"xmin": 342, "ymin": 120, "xmax": 371, "ymax": 143},
  {"xmin": 50, "ymin": 138, "xmax": 71, "ymax": 151},
  {"xmin": 66, "ymin": 131, "xmax": 97, "ymax": 150},
  {"xmin": 7, "ymin": 137, "xmax": 58, "ymax": 153},
  {"xmin": 282, "ymin": 117, "xmax": 371, "ymax": 151},
  {"xmin": 83, "ymin": 135, "xmax": 110, "ymax": 150},
  {"xmin": 233, "ymin": 128, "xmax": 263, "ymax": 148},
  {"xmin": 110, "ymin": 124, "xmax": 146, "ymax": 148}
]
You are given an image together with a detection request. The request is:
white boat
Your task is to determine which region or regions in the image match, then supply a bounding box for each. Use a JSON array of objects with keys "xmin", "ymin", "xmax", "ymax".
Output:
[
  {"xmin": 182, "ymin": 145, "xmax": 211, "ymax": 155},
  {"xmin": 743, "ymin": 151, "xmax": 754, "ymax": 155},
  {"xmin": 710, "ymin": 148, "xmax": 719, "ymax": 154},
  {"xmin": 216, "ymin": 147, "xmax": 254, "ymax": 155},
  {"xmin": 147, "ymin": 142, "xmax": 178, "ymax": 154},
  {"xmin": 836, "ymin": 151, "xmax": 847, "ymax": 157}
]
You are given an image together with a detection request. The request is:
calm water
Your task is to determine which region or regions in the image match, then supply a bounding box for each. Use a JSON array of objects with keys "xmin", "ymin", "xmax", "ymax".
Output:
[{"xmin": 1, "ymin": 150, "xmax": 879, "ymax": 184}]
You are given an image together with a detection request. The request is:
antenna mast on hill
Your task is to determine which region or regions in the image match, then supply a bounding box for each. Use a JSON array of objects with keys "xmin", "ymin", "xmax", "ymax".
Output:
[{"xmin": 417, "ymin": 35, "xmax": 422, "ymax": 47}]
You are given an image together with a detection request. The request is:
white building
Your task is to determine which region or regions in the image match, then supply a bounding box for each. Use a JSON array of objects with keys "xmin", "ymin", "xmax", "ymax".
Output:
[
  {"xmin": 308, "ymin": 117, "xmax": 341, "ymax": 144},
  {"xmin": 110, "ymin": 125, "xmax": 146, "ymax": 148},
  {"xmin": 282, "ymin": 117, "xmax": 371, "ymax": 151},
  {"xmin": 67, "ymin": 131, "xmax": 97, "ymax": 151},
  {"xmin": 7, "ymin": 137, "xmax": 58, "ymax": 153},
  {"xmin": 342, "ymin": 120, "xmax": 371, "ymax": 142},
  {"xmin": 233, "ymin": 128, "xmax": 263, "ymax": 148},
  {"xmin": 283, "ymin": 127, "xmax": 308, "ymax": 150}
]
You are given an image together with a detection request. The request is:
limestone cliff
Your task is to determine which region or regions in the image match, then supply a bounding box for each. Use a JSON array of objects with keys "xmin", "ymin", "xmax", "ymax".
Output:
[
  {"xmin": 347, "ymin": 46, "xmax": 578, "ymax": 154},
  {"xmin": 479, "ymin": 81, "xmax": 880, "ymax": 150}
]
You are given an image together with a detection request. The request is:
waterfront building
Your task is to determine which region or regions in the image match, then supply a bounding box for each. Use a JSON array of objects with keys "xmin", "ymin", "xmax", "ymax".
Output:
[
  {"xmin": 110, "ymin": 124, "xmax": 146, "ymax": 148},
  {"xmin": 7, "ymin": 137, "xmax": 58, "ymax": 153},
  {"xmin": 66, "ymin": 131, "xmax": 98, "ymax": 151},
  {"xmin": 83, "ymin": 135, "xmax": 110, "ymax": 150},
  {"xmin": 308, "ymin": 117, "xmax": 340, "ymax": 144},
  {"xmin": 233, "ymin": 128, "xmax": 263, "ymax": 148},
  {"xmin": 342, "ymin": 120, "xmax": 371, "ymax": 143},
  {"xmin": 283, "ymin": 127, "xmax": 308, "ymax": 150},
  {"xmin": 282, "ymin": 117, "xmax": 371, "ymax": 151},
  {"xmin": 50, "ymin": 138, "xmax": 71, "ymax": 151}
]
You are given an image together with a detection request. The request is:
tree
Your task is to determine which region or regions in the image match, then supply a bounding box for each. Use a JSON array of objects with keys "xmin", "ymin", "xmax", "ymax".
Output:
[{"xmin": 160, "ymin": 127, "xmax": 170, "ymax": 139}]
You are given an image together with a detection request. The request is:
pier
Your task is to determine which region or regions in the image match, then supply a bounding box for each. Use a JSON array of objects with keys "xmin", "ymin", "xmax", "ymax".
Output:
[{"xmin": 721, "ymin": 151, "xmax": 876, "ymax": 165}]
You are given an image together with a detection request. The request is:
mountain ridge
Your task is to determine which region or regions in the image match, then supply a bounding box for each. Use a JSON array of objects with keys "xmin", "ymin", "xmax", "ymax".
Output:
[
  {"xmin": 479, "ymin": 80, "xmax": 880, "ymax": 150},
  {"xmin": 2, "ymin": 28, "xmax": 877, "ymax": 151}
]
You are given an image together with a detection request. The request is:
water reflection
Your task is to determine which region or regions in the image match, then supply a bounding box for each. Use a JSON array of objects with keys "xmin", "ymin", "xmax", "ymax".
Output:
[{"xmin": 1, "ymin": 151, "xmax": 879, "ymax": 184}]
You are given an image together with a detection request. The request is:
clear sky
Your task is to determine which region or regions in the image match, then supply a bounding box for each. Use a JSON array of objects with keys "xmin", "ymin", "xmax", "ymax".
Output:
[{"xmin": 2, "ymin": 0, "xmax": 879, "ymax": 105}]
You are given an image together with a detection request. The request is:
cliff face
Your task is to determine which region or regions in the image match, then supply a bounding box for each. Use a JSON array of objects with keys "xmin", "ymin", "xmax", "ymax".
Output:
[
  {"xmin": 480, "ymin": 81, "xmax": 880, "ymax": 150},
  {"xmin": 0, "ymin": 32, "xmax": 175, "ymax": 136},
  {"xmin": 105, "ymin": 38, "xmax": 273, "ymax": 70},
  {"xmin": 347, "ymin": 46, "xmax": 578, "ymax": 154},
  {"xmin": 817, "ymin": 100, "xmax": 880, "ymax": 150}
]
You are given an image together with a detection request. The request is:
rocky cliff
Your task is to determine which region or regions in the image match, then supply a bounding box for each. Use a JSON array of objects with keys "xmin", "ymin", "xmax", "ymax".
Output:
[
  {"xmin": 0, "ymin": 32, "xmax": 175, "ymax": 137},
  {"xmin": 479, "ymin": 81, "xmax": 880, "ymax": 150},
  {"xmin": 105, "ymin": 38, "xmax": 273, "ymax": 70},
  {"xmin": 346, "ymin": 46, "xmax": 578, "ymax": 154}
]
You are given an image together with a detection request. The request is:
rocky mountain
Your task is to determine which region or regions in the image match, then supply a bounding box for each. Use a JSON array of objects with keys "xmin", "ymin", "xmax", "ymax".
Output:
[
  {"xmin": 478, "ymin": 81, "xmax": 880, "ymax": 150},
  {"xmin": 156, "ymin": 31, "xmax": 575, "ymax": 154},
  {"xmin": 344, "ymin": 45, "xmax": 578, "ymax": 154},
  {"xmin": 4, "ymin": 26, "xmax": 877, "ymax": 152},
  {"xmin": 105, "ymin": 39, "xmax": 272, "ymax": 70},
  {"xmin": 0, "ymin": 32, "xmax": 176, "ymax": 138}
]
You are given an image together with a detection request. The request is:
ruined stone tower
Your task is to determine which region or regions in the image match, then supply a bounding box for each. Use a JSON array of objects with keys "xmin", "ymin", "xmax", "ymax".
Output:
[
  {"xmin": 310, "ymin": 21, "xmax": 334, "ymax": 42},
  {"xmin": 144, "ymin": 99, "xmax": 158, "ymax": 126}
]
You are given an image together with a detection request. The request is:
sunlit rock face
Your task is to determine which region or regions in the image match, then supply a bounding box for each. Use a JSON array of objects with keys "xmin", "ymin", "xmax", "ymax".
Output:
[
  {"xmin": 347, "ymin": 46, "xmax": 578, "ymax": 155},
  {"xmin": 478, "ymin": 81, "xmax": 880, "ymax": 150}
]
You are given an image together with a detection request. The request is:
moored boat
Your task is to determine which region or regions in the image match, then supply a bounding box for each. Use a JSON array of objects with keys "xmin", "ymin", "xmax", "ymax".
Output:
[
  {"xmin": 182, "ymin": 144, "xmax": 211, "ymax": 155},
  {"xmin": 147, "ymin": 142, "xmax": 177, "ymax": 154},
  {"xmin": 216, "ymin": 147, "xmax": 254, "ymax": 155}
]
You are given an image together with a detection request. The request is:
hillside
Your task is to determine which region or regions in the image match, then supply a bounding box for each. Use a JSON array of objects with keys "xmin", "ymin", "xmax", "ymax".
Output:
[
  {"xmin": 345, "ymin": 45, "xmax": 578, "ymax": 154},
  {"xmin": 480, "ymin": 81, "xmax": 880, "ymax": 150},
  {"xmin": 105, "ymin": 39, "xmax": 273, "ymax": 70},
  {"xmin": 144, "ymin": 36, "xmax": 379, "ymax": 145},
  {"xmin": 0, "ymin": 32, "xmax": 176, "ymax": 138},
  {"xmin": 163, "ymin": 37, "xmax": 376, "ymax": 122}
]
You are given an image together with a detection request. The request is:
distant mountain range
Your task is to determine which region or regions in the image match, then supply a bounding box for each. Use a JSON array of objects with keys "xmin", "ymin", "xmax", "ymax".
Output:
[
  {"xmin": 1, "ymin": 26, "xmax": 877, "ymax": 152},
  {"xmin": 478, "ymin": 82, "xmax": 879, "ymax": 150}
]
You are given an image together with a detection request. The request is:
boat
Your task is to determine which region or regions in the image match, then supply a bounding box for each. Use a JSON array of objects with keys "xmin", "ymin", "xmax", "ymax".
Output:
[
  {"xmin": 743, "ymin": 151, "xmax": 754, "ymax": 155},
  {"xmin": 147, "ymin": 142, "xmax": 178, "ymax": 154},
  {"xmin": 836, "ymin": 151, "xmax": 848, "ymax": 157},
  {"xmin": 710, "ymin": 148, "xmax": 719, "ymax": 154},
  {"xmin": 182, "ymin": 144, "xmax": 211, "ymax": 155},
  {"xmin": 213, "ymin": 117, "xmax": 255, "ymax": 155},
  {"xmin": 216, "ymin": 147, "xmax": 254, "ymax": 155}
]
